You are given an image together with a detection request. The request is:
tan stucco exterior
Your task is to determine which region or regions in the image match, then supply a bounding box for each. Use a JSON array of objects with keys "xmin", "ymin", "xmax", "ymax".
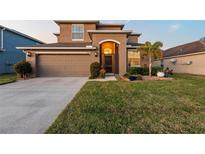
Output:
[
  {"xmin": 153, "ymin": 52, "xmax": 205, "ymax": 75},
  {"xmin": 21, "ymin": 21, "xmax": 142, "ymax": 77},
  {"xmin": 57, "ymin": 23, "xmax": 96, "ymax": 43},
  {"xmin": 27, "ymin": 50, "xmax": 98, "ymax": 77},
  {"xmin": 91, "ymin": 33, "xmax": 127, "ymax": 75},
  {"xmin": 26, "ymin": 51, "xmax": 37, "ymax": 76},
  {"xmin": 127, "ymin": 35, "xmax": 138, "ymax": 44},
  {"xmin": 26, "ymin": 32, "xmax": 128, "ymax": 76}
]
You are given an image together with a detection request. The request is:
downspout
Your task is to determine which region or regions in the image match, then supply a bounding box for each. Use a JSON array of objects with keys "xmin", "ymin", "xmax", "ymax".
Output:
[{"xmin": 1, "ymin": 28, "xmax": 6, "ymax": 50}]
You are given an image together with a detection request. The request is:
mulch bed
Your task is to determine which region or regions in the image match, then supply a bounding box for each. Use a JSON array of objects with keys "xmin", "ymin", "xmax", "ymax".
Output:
[
  {"xmin": 119, "ymin": 75, "xmax": 174, "ymax": 81},
  {"xmin": 143, "ymin": 76, "xmax": 174, "ymax": 81}
]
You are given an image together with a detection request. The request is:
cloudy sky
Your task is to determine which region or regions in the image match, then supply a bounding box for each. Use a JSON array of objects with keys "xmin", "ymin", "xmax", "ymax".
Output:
[{"xmin": 0, "ymin": 20, "xmax": 204, "ymax": 49}]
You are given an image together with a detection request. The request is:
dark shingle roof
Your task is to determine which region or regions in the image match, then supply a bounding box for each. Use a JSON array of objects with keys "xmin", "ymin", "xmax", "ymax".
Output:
[
  {"xmin": 23, "ymin": 42, "xmax": 92, "ymax": 47},
  {"xmin": 127, "ymin": 42, "xmax": 144, "ymax": 46},
  {"xmin": 164, "ymin": 40, "xmax": 205, "ymax": 57}
]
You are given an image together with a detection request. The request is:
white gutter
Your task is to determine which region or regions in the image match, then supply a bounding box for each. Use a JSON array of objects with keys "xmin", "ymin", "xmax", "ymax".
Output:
[
  {"xmin": 35, "ymin": 51, "xmax": 91, "ymax": 55},
  {"xmin": 1, "ymin": 28, "xmax": 5, "ymax": 50},
  {"xmin": 16, "ymin": 46, "xmax": 96, "ymax": 50},
  {"xmin": 163, "ymin": 51, "xmax": 205, "ymax": 59},
  {"xmin": 126, "ymin": 45, "xmax": 139, "ymax": 48},
  {"xmin": 87, "ymin": 30, "xmax": 133, "ymax": 33}
]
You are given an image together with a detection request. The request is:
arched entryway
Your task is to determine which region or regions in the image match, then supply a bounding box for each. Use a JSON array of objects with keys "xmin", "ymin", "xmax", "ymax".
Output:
[{"xmin": 100, "ymin": 41, "xmax": 119, "ymax": 74}]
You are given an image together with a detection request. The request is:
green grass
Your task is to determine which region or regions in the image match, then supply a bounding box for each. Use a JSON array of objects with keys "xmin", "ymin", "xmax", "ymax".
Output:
[
  {"xmin": 46, "ymin": 74, "xmax": 205, "ymax": 134},
  {"xmin": 0, "ymin": 74, "xmax": 17, "ymax": 85}
]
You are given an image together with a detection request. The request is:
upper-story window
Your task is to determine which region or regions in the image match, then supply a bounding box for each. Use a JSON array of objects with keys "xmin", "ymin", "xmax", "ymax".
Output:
[{"xmin": 72, "ymin": 24, "xmax": 84, "ymax": 41}]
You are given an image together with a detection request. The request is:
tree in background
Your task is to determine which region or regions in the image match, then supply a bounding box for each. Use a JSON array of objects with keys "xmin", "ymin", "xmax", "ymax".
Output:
[{"xmin": 138, "ymin": 41, "xmax": 163, "ymax": 76}]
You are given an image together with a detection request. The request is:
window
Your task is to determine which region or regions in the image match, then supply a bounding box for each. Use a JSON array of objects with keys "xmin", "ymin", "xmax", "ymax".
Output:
[
  {"xmin": 0, "ymin": 28, "xmax": 4, "ymax": 51},
  {"xmin": 128, "ymin": 49, "xmax": 140, "ymax": 67},
  {"xmin": 72, "ymin": 24, "xmax": 84, "ymax": 41}
]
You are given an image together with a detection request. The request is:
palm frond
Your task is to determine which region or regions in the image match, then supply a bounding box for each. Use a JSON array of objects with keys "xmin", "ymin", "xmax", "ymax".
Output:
[
  {"xmin": 138, "ymin": 41, "xmax": 163, "ymax": 58},
  {"xmin": 152, "ymin": 41, "xmax": 163, "ymax": 49}
]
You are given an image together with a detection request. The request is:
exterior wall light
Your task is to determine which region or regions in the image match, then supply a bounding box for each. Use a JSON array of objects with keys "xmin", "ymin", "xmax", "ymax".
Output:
[
  {"xmin": 94, "ymin": 51, "xmax": 98, "ymax": 57},
  {"xmin": 104, "ymin": 48, "xmax": 112, "ymax": 55},
  {"xmin": 186, "ymin": 61, "xmax": 192, "ymax": 65},
  {"xmin": 27, "ymin": 52, "xmax": 32, "ymax": 57},
  {"xmin": 182, "ymin": 61, "xmax": 192, "ymax": 65}
]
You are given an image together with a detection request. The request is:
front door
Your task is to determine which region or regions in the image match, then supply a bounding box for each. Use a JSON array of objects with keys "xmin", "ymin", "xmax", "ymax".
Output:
[
  {"xmin": 100, "ymin": 41, "xmax": 119, "ymax": 74},
  {"xmin": 104, "ymin": 55, "xmax": 113, "ymax": 73}
]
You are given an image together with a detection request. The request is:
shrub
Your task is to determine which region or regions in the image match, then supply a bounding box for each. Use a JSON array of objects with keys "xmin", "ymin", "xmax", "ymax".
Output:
[
  {"xmin": 13, "ymin": 60, "xmax": 32, "ymax": 79},
  {"xmin": 128, "ymin": 67, "xmax": 162, "ymax": 76},
  {"xmin": 128, "ymin": 67, "xmax": 138, "ymax": 75},
  {"xmin": 89, "ymin": 62, "xmax": 100, "ymax": 79},
  {"xmin": 128, "ymin": 67, "xmax": 148, "ymax": 75},
  {"xmin": 99, "ymin": 68, "xmax": 106, "ymax": 78},
  {"xmin": 142, "ymin": 67, "xmax": 149, "ymax": 75},
  {"xmin": 136, "ymin": 74, "xmax": 143, "ymax": 80},
  {"xmin": 124, "ymin": 73, "xmax": 130, "ymax": 78}
]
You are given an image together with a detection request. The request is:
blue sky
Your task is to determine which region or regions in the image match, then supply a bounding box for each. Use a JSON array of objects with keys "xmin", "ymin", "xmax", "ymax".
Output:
[
  {"xmin": 123, "ymin": 20, "xmax": 205, "ymax": 49},
  {"xmin": 0, "ymin": 20, "xmax": 205, "ymax": 49}
]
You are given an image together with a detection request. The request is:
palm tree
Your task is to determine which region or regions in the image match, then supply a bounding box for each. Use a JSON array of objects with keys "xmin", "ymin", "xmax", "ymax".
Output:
[{"xmin": 138, "ymin": 41, "xmax": 163, "ymax": 77}]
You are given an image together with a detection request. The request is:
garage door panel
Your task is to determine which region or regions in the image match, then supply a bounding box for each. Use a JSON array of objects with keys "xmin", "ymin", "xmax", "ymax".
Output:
[{"xmin": 37, "ymin": 55, "xmax": 91, "ymax": 77}]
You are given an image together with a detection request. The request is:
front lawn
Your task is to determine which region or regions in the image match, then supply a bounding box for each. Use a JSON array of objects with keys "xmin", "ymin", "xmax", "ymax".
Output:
[
  {"xmin": 0, "ymin": 74, "xmax": 17, "ymax": 85},
  {"xmin": 46, "ymin": 74, "xmax": 205, "ymax": 134}
]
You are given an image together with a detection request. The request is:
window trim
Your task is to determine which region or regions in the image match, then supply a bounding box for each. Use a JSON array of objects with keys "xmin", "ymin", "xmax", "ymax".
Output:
[
  {"xmin": 71, "ymin": 24, "xmax": 84, "ymax": 41},
  {"xmin": 127, "ymin": 49, "xmax": 141, "ymax": 67}
]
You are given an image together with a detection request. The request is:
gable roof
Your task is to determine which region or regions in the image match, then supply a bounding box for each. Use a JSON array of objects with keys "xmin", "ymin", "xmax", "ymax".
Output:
[
  {"xmin": 97, "ymin": 23, "xmax": 124, "ymax": 30},
  {"xmin": 88, "ymin": 30, "xmax": 132, "ymax": 35},
  {"xmin": 163, "ymin": 40, "xmax": 205, "ymax": 58},
  {"xmin": 0, "ymin": 25, "xmax": 44, "ymax": 44},
  {"xmin": 54, "ymin": 20, "xmax": 126, "ymax": 29},
  {"xmin": 55, "ymin": 20, "xmax": 100, "ymax": 25},
  {"xmin": 129, "ymin": 33, "xmax": 141, "ymax": 36}
]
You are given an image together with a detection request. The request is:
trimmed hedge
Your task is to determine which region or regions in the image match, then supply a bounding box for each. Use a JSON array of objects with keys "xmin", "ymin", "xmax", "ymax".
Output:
[
  {"xmin": 13, "ymin": 60, "xmax": 32, "ymax": 78},
  {"xmin": 128, "ymin": 66, "xmax": 163, "ymax": 76},
  {"xmin": 89, "ymin": 62, "xmax": 101, "ymax": 79}
]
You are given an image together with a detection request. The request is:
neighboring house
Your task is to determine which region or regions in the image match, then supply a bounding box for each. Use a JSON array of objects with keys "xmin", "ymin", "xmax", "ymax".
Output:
[
  {"xmin": 17, "ymin": 20, "xmax": 144, "ymax": 77},
  {"xmin": 0, "ymin": 25, "xmax": 44, "ymax": 74},
  {"xmin": 154, "ymin": 38, "xmax": 205, "ymax": 75}
]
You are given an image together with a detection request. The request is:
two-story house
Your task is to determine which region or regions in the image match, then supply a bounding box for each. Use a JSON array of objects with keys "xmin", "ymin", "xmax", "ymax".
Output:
[
  {"xmin": 0, "ymin": 25, "xmax": 44, "ymax": 74},
  {"xmin": 18, "ymin": 20, "xmax": 144, "ymax": 77}
]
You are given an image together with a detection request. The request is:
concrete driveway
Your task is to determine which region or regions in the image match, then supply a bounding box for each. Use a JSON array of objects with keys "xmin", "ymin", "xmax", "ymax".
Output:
[{"xmin": 0, "ymin": 77, "xmax": 87, "ymax": 134}]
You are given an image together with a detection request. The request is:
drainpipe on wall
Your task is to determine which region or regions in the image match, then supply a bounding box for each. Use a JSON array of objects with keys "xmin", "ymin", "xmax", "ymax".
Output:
[{"xmin": 0, "ymin": 28, "xmax": 6, "ymax": 51}]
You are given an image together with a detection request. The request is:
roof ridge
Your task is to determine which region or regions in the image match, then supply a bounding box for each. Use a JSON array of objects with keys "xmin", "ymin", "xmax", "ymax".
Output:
[
  {"xmin": 200, "ymin": 40, "xmax": 205, "ymax": 46},
  {"xmin": 97, "ymin": 23, "xmax": 124, "ymax": 26},
  {"xmin": 0, "ymin": 25, "xmax": 44, "ymax": 44},
  {"xmin": 165, "ymin": 40, "xmax": 201, "ymax": 51}
]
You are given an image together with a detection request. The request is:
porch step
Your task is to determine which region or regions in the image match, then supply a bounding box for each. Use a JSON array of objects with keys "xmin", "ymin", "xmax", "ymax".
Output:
[{"xmin": 106, "ymin": 73, "xmax": 115, "ymax": 76}]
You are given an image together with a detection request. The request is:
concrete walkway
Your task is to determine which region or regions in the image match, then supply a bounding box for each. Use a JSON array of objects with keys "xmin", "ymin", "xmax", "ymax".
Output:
[
  {"xmin": 0, "ymin": 77, "xmax": 87, "ymax": 134},
  {"xmin": 89, "ymin": 76, "xmax": 116, "ymax": 82}
]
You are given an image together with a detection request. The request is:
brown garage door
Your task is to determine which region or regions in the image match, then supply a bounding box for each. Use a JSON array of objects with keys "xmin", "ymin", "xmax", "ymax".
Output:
[{"xmin": 37, "ymin": 54, "xmax": 91, "ymax": 77}]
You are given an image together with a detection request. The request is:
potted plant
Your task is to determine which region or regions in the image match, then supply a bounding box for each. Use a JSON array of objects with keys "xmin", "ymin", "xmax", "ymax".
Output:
[{"xmin": 99, "ymin": 68, "xmax": 106, "ymax": 78}]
